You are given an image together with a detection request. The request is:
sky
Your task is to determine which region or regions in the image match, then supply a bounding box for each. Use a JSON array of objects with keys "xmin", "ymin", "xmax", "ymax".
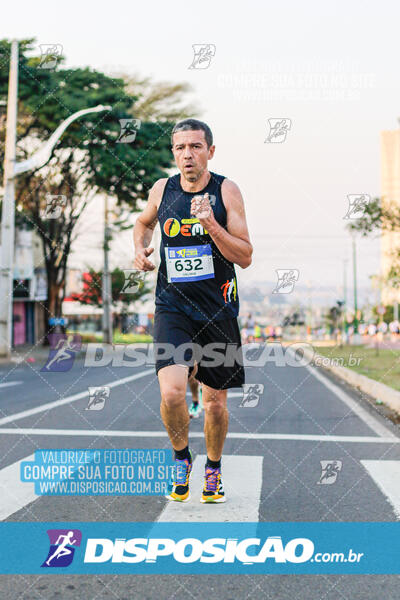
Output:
[{"xmin": 6, "ymin": 0, "xmax": 400, "ymax": 306}]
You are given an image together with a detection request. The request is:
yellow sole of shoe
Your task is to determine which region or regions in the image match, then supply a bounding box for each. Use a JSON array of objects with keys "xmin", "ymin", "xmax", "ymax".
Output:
[
  {"xmin": 165, "ymin": 493, "xmax": 191, "ymax": 503},
  {"xmin": 200, "ymin": 496, "xmax": 226, "ymax": 504}
]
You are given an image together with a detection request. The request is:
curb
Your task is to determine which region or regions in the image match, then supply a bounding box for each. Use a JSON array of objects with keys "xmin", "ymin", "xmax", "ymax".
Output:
[{"xmin": 299, "ymin": 344, "xmax": 400, "ymax": 415}]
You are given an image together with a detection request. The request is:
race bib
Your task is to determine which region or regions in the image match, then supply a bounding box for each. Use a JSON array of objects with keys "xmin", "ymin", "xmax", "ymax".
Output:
[{"xmin": 165, "ymin": 244, "xmax": 214, "ymax": 283}]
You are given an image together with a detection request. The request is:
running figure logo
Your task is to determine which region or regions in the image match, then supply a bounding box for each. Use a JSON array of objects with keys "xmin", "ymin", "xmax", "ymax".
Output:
[
  {"xmin": 272, "ymin": 269, "xmax": 299, "ymax": 294},
  {"xmin": 38, "ymin": 44, "xmax": 63, "ymax": 70},
  {"xmin": 86, "ymin": 386, "xmax": 110, "ymax": 410},
  {"xmin": 239, "ymin": 384, "xmax": 264, "ymax": 408},
  {"xmin": 41, "ymin": 194, "xmax": 67, "ymax": 219},
  {"xmin": 265, "ymin": 118, "xmax": 292, "ymax": 143},
  {"xmin": 116, "ymin": 119, "xmax": 141, "ymax": 143},
  {"xmin": 188, "ymin": 44, "xmax": 216, "ymax": 69},
  {"xmin": 221, "ymin": 277, "xmax": 237, "ymax": 303},
  {"xmin": 344, "ymin": 194, "xmax": 370, "ymax": 220},
  {"xmin": 41, "ymin": 529, "xmax": 82, "ymax": 568},
  {"xmin": 121, "ymin": 270, "xmax": 146, "ymax": 294},
  {"xmin": 317, "ymin": 460, "xmax": 343, "ymax": 485},
  {"xmin": 41, "ymin": 334, "xmax": 82, "ymax": 372}
]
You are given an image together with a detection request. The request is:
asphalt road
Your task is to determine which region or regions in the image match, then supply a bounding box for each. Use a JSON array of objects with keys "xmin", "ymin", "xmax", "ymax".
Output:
[{"xmin": 0, "ymin": 345, "xmax": 400, "ymax": 599}]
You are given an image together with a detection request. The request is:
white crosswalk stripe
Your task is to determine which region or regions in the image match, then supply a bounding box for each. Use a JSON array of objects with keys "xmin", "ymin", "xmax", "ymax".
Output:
[
  {"xmin": 0, "ymin": 453, "xmax": 37, "ymax": 520},
  {"xmin": 158, "ymin": 455, "xmax": 263, "ymax": 522},
  {"xmin": 361, "ymin": 460, "xmax": 400, "ymax": 519},
  {"xmin": 2, "ymin": 452, "xmax": 400, "ymax": 522},
  {"xmin": 0, "ymin": 381, "xmax": 22, "ymax": 389}
]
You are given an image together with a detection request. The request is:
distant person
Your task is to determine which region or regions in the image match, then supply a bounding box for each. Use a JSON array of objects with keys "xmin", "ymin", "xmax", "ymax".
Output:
[
  {"xmin": 378, "ymin": 321, "xmax": 388, "ymax": 334},
  {"xmin": 389, "ymin": 320, "xmax": 400, "ymax": 338},
  {"xmin": 188, "ymin": 372, "xmax": 202, "ymax": 419}
]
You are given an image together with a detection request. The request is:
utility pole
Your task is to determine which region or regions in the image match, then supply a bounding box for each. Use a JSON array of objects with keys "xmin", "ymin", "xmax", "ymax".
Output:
[
  {"xmin": 102, "ymin": 196, "xmax": 113, "ymax": 344},
  {"xmin": 352, "ymin": 233, "xmax": 358, "ymax": 332},
  {"xmin": 0, "ymin": 40, "xmax": 18, "ymax": 357},
  {"xmin": 306, "ymin": 279, "xmax": 312, "ymax": 340},
  {"xmin": 343, "ymin": 258, "xmax": 348, "ymax": 339}
]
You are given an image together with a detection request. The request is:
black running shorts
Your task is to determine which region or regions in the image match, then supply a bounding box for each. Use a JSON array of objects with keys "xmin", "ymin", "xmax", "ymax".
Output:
[{"xmin": 153, "ymin": 309, "xmax": 245, "ymax": 390}]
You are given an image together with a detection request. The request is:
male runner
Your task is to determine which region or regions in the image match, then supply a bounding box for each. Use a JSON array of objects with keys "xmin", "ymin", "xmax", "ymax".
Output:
[{"xmin": 133, "ymin": 118, "xmax": 252, "ymax": 503}]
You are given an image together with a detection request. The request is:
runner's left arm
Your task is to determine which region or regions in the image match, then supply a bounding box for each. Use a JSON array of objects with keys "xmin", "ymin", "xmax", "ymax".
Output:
[{"xmin": 192, "ymin": 179, "xmax": 252, "ymax": 269}]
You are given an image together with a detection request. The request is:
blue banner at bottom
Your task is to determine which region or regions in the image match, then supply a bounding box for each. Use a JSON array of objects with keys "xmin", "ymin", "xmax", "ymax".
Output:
[{"xmin": 0, "ymin": 522, "xmax": 399, "ymax": 574}]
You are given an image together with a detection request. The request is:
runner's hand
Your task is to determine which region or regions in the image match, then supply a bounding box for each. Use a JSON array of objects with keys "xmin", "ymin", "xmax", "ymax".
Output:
[
  {"xmin": 134, "ymin": 247, "xmax": 155, "ymax": 271},
  {"xmin": 191, "ymin": 193, "xmax": 213, "ymax": 222}
]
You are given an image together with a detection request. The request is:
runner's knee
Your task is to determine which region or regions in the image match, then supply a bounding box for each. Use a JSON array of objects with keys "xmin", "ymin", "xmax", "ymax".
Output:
[
  {"xmin": 161, "ymin": 385, "xmax": 186, "ymax": 408},
  {"xmin": 202, "ymin": 390, "xmax": 227, "ymax": 415}
]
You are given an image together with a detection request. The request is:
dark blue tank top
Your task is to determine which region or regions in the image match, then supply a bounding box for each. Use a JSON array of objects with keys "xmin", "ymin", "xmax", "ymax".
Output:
[{"xmin": 155, "ymin": 171, "xmax": 239, "ymax": 321}]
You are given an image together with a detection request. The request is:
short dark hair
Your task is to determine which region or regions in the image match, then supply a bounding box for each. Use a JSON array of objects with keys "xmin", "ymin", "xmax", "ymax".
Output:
[{"xmin": 171, "ymin": 118, "xmax": 213, "ymax": 148}]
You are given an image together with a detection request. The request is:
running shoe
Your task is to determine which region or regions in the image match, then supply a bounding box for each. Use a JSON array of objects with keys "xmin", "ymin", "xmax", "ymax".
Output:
[
  {"xmin": 166, "ymin": 452, "xmax": 193, "ymax": 502},
  {"xmin": 189, "ymin": 401, "xmax": 202, "ymax": 419},
  {"xmin": 200, "ymin": 466, "xmax": 226, "ymax": 503}
]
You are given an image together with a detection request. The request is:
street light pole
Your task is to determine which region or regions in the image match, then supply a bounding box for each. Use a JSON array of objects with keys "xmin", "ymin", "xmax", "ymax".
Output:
[
  {"xmin": 342, "ymin": 258, "xmax": 348, "ymax": 340},
  {"xmin": 352, "ymin": 233, "xmax": 358, "ymax": 332},
  {"xmin": 102, "ymin": 195, "xmax": 113, "ymax": 344},
  {"xmin": 0, "ymin": 40, "xmax": 18, "ymax": 357}
]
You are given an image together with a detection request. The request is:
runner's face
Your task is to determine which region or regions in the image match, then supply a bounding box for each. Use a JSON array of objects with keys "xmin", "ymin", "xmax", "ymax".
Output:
[{"xmin": 172, "ymin": 130, "xmax": 215, "ymax": 182}]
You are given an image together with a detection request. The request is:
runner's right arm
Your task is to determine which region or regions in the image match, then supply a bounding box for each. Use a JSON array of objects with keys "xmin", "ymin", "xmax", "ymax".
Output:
[{"xmin": 133, "ymin": 179, "xmax": 166, "ymax": 271}]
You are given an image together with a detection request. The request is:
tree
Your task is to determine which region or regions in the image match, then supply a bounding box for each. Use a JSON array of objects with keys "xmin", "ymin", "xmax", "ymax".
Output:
[
  {"xmin": 349, "ymin": 197, "xmax": 400, "ymax": 290},
  {"xmin": 70, "ymin": 267, "xmax": 152, "ymax": 308},
  {"xmin": 0, "ymin": 38, "xmax": 195, "ymax": 341}
]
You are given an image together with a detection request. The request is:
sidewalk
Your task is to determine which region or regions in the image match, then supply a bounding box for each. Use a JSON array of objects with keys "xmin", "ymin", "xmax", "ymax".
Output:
[
  {"xmin": 0, "ymin": 344, "xmax": 85, "ymax": 367},
  {"xmin": 299, "ymin": 343, "xmax": 400, "ymax": 417}
]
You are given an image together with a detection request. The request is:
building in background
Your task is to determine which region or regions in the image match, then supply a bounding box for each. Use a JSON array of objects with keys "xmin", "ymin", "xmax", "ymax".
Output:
[
  {"xmin": 12, "ymin": 228, "xmax": 47, "ymax": 346},
  {"xmin": 381, "ymin": 129, "xmax": 400, "ymax": 306}
]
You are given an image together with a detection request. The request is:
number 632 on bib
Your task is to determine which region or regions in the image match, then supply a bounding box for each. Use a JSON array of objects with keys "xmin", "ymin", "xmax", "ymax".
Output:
[{"xmin": 165, "ymin": 244, "xmax": 215, "ymax": 283}]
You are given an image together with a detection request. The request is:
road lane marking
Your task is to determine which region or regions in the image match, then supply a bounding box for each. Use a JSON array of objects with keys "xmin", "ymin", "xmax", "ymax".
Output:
[
  {"xmin": 361, "ymin": 460, "xmax": 400, "ymax": 519},
  {"xmin": 158, "ymin": 455, "xmax": 263, "ymax": 522},
  {"xmin": 0, "ymin": 453, "xmax": 37, "ymax": 520},
  {"xmin": 0, "ymin": 428, "xmax": 398, "ymax": 443},
  {"xmin": 0, "ymin": 369, "xmax": 154, "ymax": 427},
  {"xmin": 0, "ymin": 381, "xmax": 22, "ymax": 389},
  {"xmin": 304, "ymin": 362, "xmax": 396, "ymax": 438}
]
